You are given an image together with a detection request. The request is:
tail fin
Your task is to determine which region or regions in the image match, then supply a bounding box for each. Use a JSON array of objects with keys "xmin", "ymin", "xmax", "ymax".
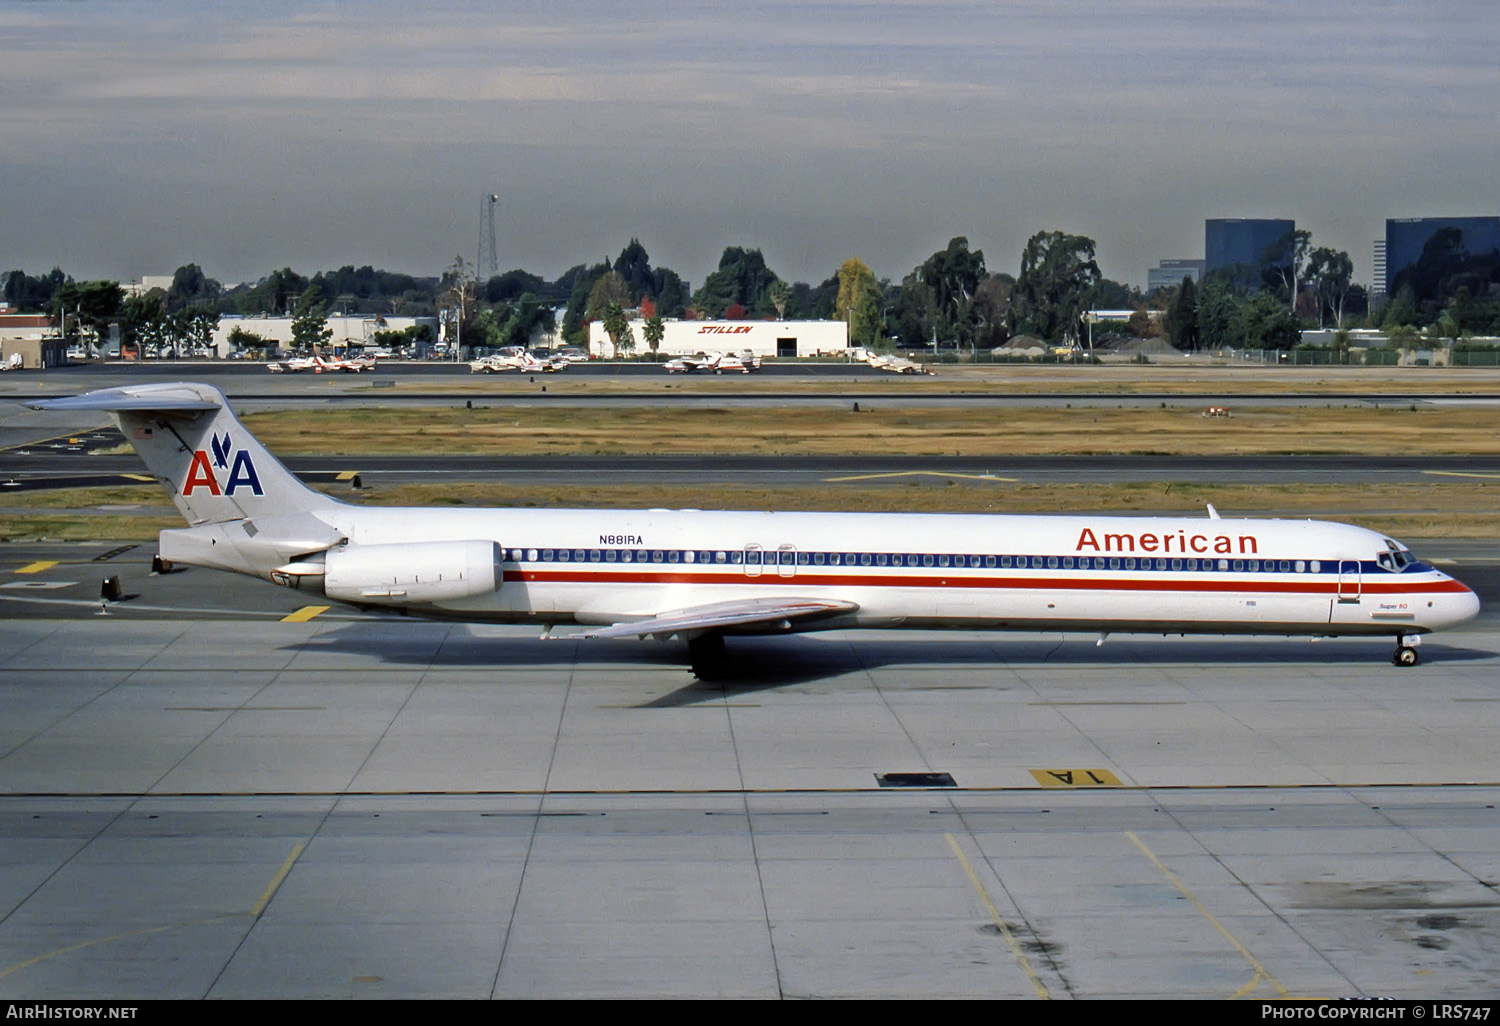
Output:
[{"xmin": 27, "ymin": 382, "xmax": 338, "ymax": 526}]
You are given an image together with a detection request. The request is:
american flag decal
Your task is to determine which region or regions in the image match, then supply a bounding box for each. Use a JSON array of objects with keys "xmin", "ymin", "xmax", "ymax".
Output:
[{"xmin": 132, "ymin": 427, "xmax": 153, "ymax": 439}]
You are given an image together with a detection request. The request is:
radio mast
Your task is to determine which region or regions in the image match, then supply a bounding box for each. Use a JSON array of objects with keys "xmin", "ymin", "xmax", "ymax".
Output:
[{"xmin": 477, "ymin": 193, "xmax": 499, "ymax": 283}]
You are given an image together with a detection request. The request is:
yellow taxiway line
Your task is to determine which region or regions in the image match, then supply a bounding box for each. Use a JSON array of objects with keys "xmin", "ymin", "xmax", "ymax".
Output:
[
  {"xmin": 1126, "ymin": 830, "xmax": 1291, "ymax": 999},
  {"xmin": 945, "ymin": 833, "xmax": 1050, "ymax": 999}
]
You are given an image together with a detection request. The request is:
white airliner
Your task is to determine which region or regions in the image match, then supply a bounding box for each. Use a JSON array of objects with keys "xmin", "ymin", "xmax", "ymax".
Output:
[{"xmin": 30, "ymin": 382, "xmax": 1480, "ymax": 675}]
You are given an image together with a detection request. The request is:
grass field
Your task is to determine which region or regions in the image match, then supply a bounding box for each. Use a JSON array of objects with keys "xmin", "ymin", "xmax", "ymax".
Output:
[
  {"xmin": 343, "ymin": 361, "xmax": 1500, "ymax": 398},
  {"xmin": 237, "ymin": 402, "xmax": 1500, "ymax": 457},
  {"xmin": 9, "ymin": 379, "xmax": 1498, "ymax": 542}
]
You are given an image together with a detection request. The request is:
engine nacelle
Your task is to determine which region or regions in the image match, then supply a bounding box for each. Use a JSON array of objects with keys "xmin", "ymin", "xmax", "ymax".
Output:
[{"xmin": 323, "ymin": 540, "xmax": 502, "ymax": 605}]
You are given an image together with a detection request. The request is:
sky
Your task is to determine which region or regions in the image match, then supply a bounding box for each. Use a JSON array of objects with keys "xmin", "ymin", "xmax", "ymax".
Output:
[{"xmin": 1, "ymin": 0, "xmax": 1496, "ymax": 291}]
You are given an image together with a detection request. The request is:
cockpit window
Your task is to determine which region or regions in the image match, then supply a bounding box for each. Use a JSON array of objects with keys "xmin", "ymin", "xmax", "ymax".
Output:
[{"xmin": 1377, "ymin": 539, "xmax": 1414, "ymax": 573}]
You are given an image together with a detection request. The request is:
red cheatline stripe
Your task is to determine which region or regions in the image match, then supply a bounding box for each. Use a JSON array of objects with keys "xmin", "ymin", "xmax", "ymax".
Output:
[{"xmin": 501, "ymin": 569, "xmax": 1471, "ymax": 596}]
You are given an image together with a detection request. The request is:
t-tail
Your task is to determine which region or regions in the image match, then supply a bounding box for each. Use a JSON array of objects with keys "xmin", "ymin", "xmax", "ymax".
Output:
[{"xmin": 28, "ymin": 382, "xmax": 346, "ymax": 578}]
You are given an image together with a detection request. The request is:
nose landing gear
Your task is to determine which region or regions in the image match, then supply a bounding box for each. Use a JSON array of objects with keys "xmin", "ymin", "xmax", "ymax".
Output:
[{"xmin": 1392, "ymin": 636, "xmax": 1420, "ymax": 667}]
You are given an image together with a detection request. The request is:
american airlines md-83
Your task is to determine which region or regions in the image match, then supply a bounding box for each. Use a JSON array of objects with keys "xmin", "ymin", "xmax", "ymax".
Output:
[{"xmin": 30, "ymin": 383, "xmax": 1479, "ymax": 676}]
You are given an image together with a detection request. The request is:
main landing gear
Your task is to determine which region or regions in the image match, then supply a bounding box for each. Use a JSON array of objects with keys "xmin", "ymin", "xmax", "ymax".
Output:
[
  {"xmin": 1392, "ymin": 636, "xmax": 1420, "ymax": 667},
  {"xmin": 688, "ymin": 632, "xmax": 729, "ymax": 680}
]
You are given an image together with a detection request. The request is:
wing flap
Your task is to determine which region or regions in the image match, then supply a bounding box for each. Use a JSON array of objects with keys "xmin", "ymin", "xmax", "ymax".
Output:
[{"xmin": 565, "ymin": 597, "xmax": 859, "ymax": 640}]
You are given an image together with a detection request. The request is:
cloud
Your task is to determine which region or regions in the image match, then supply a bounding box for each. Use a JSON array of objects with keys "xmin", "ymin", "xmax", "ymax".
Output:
[{"xmin": 0, "ymin": 0, "xmax": 1496, "ymax": 286}]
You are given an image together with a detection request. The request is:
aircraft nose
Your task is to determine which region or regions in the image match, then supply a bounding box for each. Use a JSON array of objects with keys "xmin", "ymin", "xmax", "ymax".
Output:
[{"xmin": 1434, "ymin": 581, "xmax": 1481, "ymax": 629}]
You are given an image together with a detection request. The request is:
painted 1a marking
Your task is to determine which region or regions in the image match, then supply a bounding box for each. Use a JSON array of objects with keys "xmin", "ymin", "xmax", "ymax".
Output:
[{"xmin": 1030, "ymin": 768, "xmax": 1122, "ymax": 787}]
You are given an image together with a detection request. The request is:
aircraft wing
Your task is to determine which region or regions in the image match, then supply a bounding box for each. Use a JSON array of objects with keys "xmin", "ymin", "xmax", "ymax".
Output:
[{"xmin": 566, "ymin": 597, "xmax": 859, "ymax": 640}]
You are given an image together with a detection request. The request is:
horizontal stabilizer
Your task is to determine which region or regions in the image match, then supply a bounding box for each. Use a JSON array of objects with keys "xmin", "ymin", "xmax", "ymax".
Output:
[
  {"xmin": 568, "ymin": 597, "xmax": 859, "ymax": 640},
  {"xmin": 27, "ymin": 383, "xmax": 222, "ymax": 414}
]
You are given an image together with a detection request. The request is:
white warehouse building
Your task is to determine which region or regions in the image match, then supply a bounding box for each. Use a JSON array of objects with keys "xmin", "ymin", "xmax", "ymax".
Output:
[
  {"xmin": 210, "ymin": 315, "xmax": 437, "ymax": 358},
  {"xmin": 588, "ymin": 319, "xmax": 848, "ymax": 360}
]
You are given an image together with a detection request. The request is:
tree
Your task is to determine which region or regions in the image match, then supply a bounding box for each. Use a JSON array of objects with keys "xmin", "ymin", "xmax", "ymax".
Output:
[
  {"xmin": 692, "ymin": 247, "xmax": 778, "ymax": 318},
  {"xmin": 919, "ymin": 237, "xmax": 986, "ymax": 348},
  {"xmin": 586, "ymin": 271, "xmax": 630, "ymax": 320},
  {"xmin": 835, "ymin": 259, "xmax": 882, "ymax": 348},
  {"xmin": 602, "ymin": 302, "xmax": 633, "ymax": 355},
  {"xmin": 1380, "ymin": 283, "xmax": 1419, "ymax": 329},
  {"xmin": 561, "ymin": 260, "xmax": 611, "ymax": 343},
  {"xmin": 52, "ymin": 279, "xmax": 122, "ymax": 348},
  {"xmin": 1385, "ymin": 323, "xmax": 1419, "ymax": 349},
  {"xmin": 438, "ymin": 256, "xmax": 477, "ymax": 351},
  {"xmin": 494, "ymin": 293, "xmax": 554, "ymax": 349},
  {"xmin": 238, "ymin": 267, "xmax": 308, "ymax": 315},
  {"xmin": 788, "ymin": 275, "xmax": 839, "ymax": 320},
  {"xmin": 118, "ymin": 293, "xmax": 167, "ymax": 354},
  {"xmin": 642, "ymin": 314, "xmax": 665, "ymax": 359},
  {"xmin": 652, "ymin": 268, "xmax": 689, "ymax": 318},
  {"xmin": 612, "ymin": 238, "xmax": 655, "ymax": 301},
  {"xmin": 167, "ymin": 263, "xmax": 221, "ymax": 313},
  {"xmin": 971, "ymin": 275, "xmax": 1013, "ymax": 348},
  {"xmin": 4, "ymin": 267, "xmax": 66, "ymax": 312},
  {"xmin": 768, "ymin": 279, "xmax": 792, "ymax": 320},
  {"xmin": 1236, "ymin": 290, "xmax": 1300, "ymax": 350},
  {"xmin": 1304, "ymin": 247, "xmax": 1353, "ymax": 327},
  {"xmin": 1007, "ymin": 231, "xmax": 1100, "ymax": 344},
  {"xmin": 482, "ymin": 269, "xmax": 545, "ymax": 304},
  {"xmin": 1266, "ymin": 228, "xmax": 1312, "ymax": 304},
  {"xmin": 1163, "ymin": 277, "xmax": 1199, "ymax": 350},
  {"xmin": 290, "ymin": 286, "xmax": 332, "ymax": 351},
  {"xmin": 889, "ymin": 269, "xmax": 939, "ymax": 348},
  {"xmin": 1330, "ymin": 327, "xmax": 1352, "ymax": 365},
  {"xmin": 1195, "ymin": 278, "xmax": 1239, "ymax": 350},
  {"xmin": 227, "ymin": 326, "xmax": 266, "ymax": 354},
  {"xmin": 187, "ymin": 308, "xmax": 220, "ymax": 352}
]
